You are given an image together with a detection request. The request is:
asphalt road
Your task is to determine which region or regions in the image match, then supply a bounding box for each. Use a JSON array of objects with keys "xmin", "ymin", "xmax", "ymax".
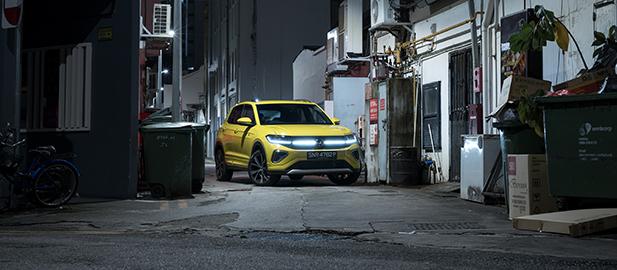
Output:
[
  {"xmin": 1, "ymin": 164, "xmax": 617, "ymax": 269},
  {"xmin": 2, "ymin": 231, "xmax": 617, "ymax": 269}
]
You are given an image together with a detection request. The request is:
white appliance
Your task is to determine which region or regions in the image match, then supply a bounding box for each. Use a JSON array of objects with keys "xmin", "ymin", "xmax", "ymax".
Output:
[
  {"xmin": 326, "ymin": 28, "xmax": 339, "ymax": 65},
  {"xmin": 460, "ymin": 135, "xmax": 500, "ymax": 203},
  {"xmin": 153, "ymin": 4, "xmax": 172, "ymax": 35},
  {"xmin": 370, "ymin": 0, "xmax": 396, "ymax": 27},
  {"xmin": 338, "ymin": 0, "xmax": 363, "ymax": 60}
]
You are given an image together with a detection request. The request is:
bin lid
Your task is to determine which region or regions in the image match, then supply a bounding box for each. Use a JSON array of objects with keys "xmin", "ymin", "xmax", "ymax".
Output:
[
  {"xmin": 536, "ymin": 92, "xmax": 617, "ymax": 105},
  {"xmin": 140, "ymin": 122, "xmax": 194, "ymax": 132}
]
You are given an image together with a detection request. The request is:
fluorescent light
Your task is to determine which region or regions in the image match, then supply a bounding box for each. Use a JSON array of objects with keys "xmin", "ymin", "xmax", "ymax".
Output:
[
  {"xmin": 168, "ymin": 30, "xmax": 175, "ymax": 37},
  {"xmin": 162, "ymin": 69, "xmax": 169, "ymax": 74}
]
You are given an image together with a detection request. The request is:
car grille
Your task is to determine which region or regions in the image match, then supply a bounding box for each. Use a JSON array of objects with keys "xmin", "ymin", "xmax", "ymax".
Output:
[{"xmin": 287, "ymin": 160, "xmax": 353, "ymax": 170}]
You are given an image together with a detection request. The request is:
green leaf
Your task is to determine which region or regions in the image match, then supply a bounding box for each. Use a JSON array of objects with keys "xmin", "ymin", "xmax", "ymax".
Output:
[
  {"xmin": 592, "ymin": 40, "xmax": 604, "ymax": 46},
  {"xmin": 595, "ymin": 31, "xmax": 606, "ymax": 43}
]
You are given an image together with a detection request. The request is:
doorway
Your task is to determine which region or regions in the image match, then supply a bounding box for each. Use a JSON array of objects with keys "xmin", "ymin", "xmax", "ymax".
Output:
[{"xmin": 448, "ymin": 48, "xmax": 472, "ymax": 182}]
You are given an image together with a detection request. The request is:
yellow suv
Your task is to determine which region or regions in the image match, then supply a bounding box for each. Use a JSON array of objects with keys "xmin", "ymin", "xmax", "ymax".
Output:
[{"xmin": 215, "ymin": 100, "xmax": 362, "ymax": 186}]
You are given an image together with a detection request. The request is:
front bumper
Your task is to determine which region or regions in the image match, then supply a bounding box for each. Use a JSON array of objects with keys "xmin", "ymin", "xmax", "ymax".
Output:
[{"xmin": 266, "ymin": 144, "xmax": 361, "ymax": 175}]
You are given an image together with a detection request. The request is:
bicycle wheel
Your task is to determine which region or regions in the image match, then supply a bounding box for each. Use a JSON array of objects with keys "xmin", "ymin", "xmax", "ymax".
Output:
[{"xmin": 33, "ymin": 163, "xmax": 78, "ymax": 207}]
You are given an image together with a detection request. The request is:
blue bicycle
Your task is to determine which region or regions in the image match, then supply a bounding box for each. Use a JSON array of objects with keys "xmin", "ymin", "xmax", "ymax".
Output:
[{"xmin": 0, "ymin": 129, "xmax": 79, "ymax": 209}]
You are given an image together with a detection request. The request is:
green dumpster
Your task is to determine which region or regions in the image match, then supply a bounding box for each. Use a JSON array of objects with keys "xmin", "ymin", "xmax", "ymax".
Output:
[
  {"xmin": 537, "ymin": 93, "xmax": 617, "ymax": 200},
  {"xmin": 188, "ymin": 123, "xmax": 210, "ymax": 193},
  {"xmin": 140, "ymin": 123, "xmax": 194, "ymax": 199}
]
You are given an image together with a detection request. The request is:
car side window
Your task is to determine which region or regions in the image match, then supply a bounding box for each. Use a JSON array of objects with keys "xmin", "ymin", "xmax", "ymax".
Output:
[
  {"xmin": 227, "ymin": 106, "xmax": 243, "ymax": 124},
  {"xmin": 241, "ymin": 105, "xmax": 256, "ymax": 123}
]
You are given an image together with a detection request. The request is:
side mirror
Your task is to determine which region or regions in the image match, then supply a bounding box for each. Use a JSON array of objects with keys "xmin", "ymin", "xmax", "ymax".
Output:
[
  {"xmin": 331, "ymin": 117, "xmax": 341, "ymax": 125},
  {"xmin": 237, "ymin": 117, "xmax": 255, "ymax": 126}
]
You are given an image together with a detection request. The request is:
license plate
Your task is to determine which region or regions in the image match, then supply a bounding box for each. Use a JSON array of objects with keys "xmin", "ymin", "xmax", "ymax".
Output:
[{"xmin": 307, "ymin": 151, "xmax": 337, "ymax": 160}]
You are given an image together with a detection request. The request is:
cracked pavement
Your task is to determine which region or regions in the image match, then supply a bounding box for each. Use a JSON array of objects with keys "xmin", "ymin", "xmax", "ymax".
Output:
[{"xmin": 1, "ymin": 164, "xmax": 617, "ymax": 268}]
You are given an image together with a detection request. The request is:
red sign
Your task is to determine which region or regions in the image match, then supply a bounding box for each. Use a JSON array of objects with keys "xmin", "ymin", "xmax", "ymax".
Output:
[
  {"xmin": 369, "ymin": 99, "xmax": 378, "ymax": 124},
  {"xmin": 379, "ymin": 98, "xmax": 385, "ymax": 111}
]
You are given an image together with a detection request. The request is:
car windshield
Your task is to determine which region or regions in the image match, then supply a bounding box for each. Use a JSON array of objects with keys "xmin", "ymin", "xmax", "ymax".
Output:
[{"xmin": 257, "ymin": 104, "xmax": 332, "ymax": 125}]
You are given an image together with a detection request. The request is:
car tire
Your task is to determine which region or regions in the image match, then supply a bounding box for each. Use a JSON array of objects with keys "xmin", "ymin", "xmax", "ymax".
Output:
[
  {"xmin": 288, "ymin": 175, "xmax": 303, "ymax": 181},
  {"xmin": 215, "ymin": 148, "xmax": 233, "ymax": 182},
  {"xmin": 248, "ymin": 148, "xmax": 280, "ymax": 186},
  {"xmin": 327, "ymin": 171, "xmax": 360, "ymax": 186}
]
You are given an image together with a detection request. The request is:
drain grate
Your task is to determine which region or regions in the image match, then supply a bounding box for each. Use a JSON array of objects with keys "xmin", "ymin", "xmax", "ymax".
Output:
[{"xmin": 408, "ymin": 222, "xmax": 484, "ymax": 231}]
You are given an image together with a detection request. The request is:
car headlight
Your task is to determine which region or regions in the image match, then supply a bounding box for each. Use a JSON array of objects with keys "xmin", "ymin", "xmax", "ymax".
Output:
[
  {"xmin": 345, "ymin": 134, "xmax": 358, "ymax": 145},
  {"xmin": 266, "ymin": 135, "xmax": 293, "ymax": 145}
]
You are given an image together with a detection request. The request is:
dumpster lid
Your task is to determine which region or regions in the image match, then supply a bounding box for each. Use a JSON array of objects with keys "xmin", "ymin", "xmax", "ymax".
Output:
[
  {"xmin": 536, "ymin": 92, "xmax": 617, "ymax": 105},
  {"xmin": 140, "ymin": 122, "xmax": 195, "ymax": 131}
]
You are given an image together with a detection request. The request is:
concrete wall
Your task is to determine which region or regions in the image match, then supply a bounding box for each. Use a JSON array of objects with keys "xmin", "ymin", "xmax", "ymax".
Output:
[
  {"xmin": 21, "ymin": 0, "xmax": 140, "ymax": 198},
  {"xmin": 293, "ymin": 47, "xmax": 327, "ymax": 103}
]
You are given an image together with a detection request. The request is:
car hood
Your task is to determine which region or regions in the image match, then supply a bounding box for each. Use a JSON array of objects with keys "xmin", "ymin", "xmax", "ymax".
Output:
[{"xmin": 267, "ymin": 125, "xmax": 353, "ymax": 137}]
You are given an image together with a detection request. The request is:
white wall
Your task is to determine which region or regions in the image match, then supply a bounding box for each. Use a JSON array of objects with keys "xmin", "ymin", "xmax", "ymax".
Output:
[
  {"xmin": 407, "ymin": 0, "xmax": 613, "ymax": 183},
  {"xmin": 161, "ymin": 66, "xmax": 205, "ymax": 111},
  {"xmin": 293, "ymin": 47, "xmax": 327, "ymax": 103},
  {"xmin": 332, "ymin": 77, "xmax": 369, "ymax": 133}
]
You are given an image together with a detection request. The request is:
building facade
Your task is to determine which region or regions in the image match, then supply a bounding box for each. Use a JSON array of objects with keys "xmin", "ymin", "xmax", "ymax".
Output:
[{"xmin": 205, "ymin": 0, "xmax": 331, "ymax": 157}]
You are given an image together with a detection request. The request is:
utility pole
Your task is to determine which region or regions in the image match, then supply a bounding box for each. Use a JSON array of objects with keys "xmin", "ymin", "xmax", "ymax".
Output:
[{"xmin": 172, "ymin": 0, "xmax": 183, "ymax": 121}]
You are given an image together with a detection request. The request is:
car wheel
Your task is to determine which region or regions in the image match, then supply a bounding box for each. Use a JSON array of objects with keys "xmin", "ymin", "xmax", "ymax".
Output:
[
  {"xmin": 288, "ymin": 175, "xmax": 303, "ymax": 181},
  {"xmin": 215, "ymin": 148, "xmax": 233, "ymax": 181},
  {"xmin": 249, "ymin": 148, "xmax": 280, "ymax": 186},
  {"xmin": 327, "ymin": 171, "xmax": 360, "ymax": 186}
]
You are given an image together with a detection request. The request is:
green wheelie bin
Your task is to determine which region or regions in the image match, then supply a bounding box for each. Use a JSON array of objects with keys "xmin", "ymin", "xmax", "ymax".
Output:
[
  {"xmin": 189, "ymin": 123, "xmax": 209, "ymax": 193},
  {"xmin": 140, "ymin": 123, "xmax": 194, "ymax": 199}
]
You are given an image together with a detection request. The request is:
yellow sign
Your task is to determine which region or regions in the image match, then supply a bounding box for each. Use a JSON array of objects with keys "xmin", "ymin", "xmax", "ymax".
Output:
[{"xmin": 98, "ymin": 27, "xmax": 113, "ymax": 41}]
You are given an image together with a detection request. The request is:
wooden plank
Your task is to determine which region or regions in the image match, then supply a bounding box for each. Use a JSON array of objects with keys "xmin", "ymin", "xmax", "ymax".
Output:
[{"xmin": 513, "ymin": 208, "xmax": 617, "ymax": 237}]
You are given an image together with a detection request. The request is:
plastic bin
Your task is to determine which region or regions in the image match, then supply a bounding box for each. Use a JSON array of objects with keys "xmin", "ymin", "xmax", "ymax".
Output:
[
  {"xmin": 140, "ymin": 123, "xmax": 194, "ymax": 199},
  {"xmin": 537, "ymin": 93, "xmax": 617, "ymax": 200},
  {"xmin": 188, "ymin": 123, "xmax": 209, "ymax": 193}
]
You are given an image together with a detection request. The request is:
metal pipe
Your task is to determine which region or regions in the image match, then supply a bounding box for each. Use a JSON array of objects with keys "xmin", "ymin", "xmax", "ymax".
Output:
[
  {"xmin": 156, "ymin": 50, "xmax": 163, "ymax": 108},
  {"xmin": 468, "ymin": 0, "xmax": 480, "ymax": 105},
  {"xmin": 400, "ymin": 12, "xmax": 483, "ymax": 49},
  {"xmin": 172, "ymin": 0, "xmax": 183, "ymax": 121}
]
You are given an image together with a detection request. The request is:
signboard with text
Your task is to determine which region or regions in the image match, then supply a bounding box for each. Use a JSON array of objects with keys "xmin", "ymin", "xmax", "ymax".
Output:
[{"xmin": 369, "ymin": 99, "xmax": 378, "ymax": 124}]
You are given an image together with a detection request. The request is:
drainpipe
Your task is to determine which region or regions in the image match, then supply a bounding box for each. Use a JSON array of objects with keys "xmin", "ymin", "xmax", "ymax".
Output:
[
  {"xmin": 172, "ymin": 0, "xmax": 183, "ymax": 121},
  {"xmin": 468, "ymin": 0, "xmax": 480, "ymax": 104}
]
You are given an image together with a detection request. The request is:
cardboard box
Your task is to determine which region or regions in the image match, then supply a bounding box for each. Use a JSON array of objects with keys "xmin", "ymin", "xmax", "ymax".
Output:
[
  {"xmin": 553, "ymin": 68, "xmax": 611, "ymax": 91},
  {"xmin": 489, "ymin": 75, "xmax": 552, "ymax": 118},
  {"xmin": 513, "ymin": 208, "xmax": 617, "ymax": 237},
  {"xmin": 508, "ymin": 154, "xmax": 557, "ymax": 219}
]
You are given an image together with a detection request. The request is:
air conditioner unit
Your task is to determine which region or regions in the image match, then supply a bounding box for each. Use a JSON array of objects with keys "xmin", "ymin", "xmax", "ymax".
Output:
[
  {"xmin": 153, "ymin": 4, "xmax": 172, "ymax": 35},
  {"xmin": 371, "ymin": 0, "xmax": 397, "ymax": 27},
  {"xmin": 326, "ymin": 28, "xmax": 339, "ymax": 65},
  {"xmin": 338, "ymin": 0, "xmax": 363, "ymax": 61}
]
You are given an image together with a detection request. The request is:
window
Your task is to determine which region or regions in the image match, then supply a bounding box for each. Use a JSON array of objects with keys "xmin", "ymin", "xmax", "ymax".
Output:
[
  {"xmin": 257, "ymin": 104, "xmax": 332, "ymax": 125},
  {"xmin": 227, "ymin": 105, "xmax": 243, "ymax": 124},
  {"xmin": 241, "ymin": 105, "xmax": 255, "ymax": 122},
  {"xmin": 21, "ymin": 43, "xmax": 92, "ymax": 131},
  {"xmin": 422, "ymin": 82, "xmax": 441, "ymax": 151}
]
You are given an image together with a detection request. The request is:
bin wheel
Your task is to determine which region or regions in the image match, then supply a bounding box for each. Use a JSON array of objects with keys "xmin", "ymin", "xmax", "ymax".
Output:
[{"xmin": 151, "ymin": 184, "xmax": 166, "ymax": 198}]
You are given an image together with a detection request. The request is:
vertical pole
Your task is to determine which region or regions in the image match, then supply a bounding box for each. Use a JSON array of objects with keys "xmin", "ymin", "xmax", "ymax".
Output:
[
  {"xmin": 15, "ymin": 27, "xmax": 21, "ymax": 138},
  {"xmin": 468, "ymin": 0, "xmax": 480, "ymax": 104},
  {"xmin": 156, "ymin": 50, "xmax": 163, "ymax": 108},
  {"xmin": 172, "ymin": 0, "xmax": 183, "ymax": 121}
]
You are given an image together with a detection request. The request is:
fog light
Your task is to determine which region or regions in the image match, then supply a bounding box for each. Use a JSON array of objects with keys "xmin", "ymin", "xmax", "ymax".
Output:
[
  {"xmin": 352, "ymin": 150, "xmax": 360, "ymax": 160},
  {"xmin": 272, "ymin": 150, "xmax": 288, "ymax": 163}
]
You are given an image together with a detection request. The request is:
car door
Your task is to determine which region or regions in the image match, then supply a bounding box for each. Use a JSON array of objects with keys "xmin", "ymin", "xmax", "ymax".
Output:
[
  {"xmin": 236, "ymin": 104, "xmax": 258, "ymax": 166},
  {"xmin": 222, "ymin": 105, "xmax": 243, "ymax": 166}
]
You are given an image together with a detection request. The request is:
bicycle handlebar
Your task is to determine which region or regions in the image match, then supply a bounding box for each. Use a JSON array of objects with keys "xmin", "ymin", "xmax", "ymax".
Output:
[{"xmin": 0, "ymin": 139, "xmax": 25, "ymax": 148}]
